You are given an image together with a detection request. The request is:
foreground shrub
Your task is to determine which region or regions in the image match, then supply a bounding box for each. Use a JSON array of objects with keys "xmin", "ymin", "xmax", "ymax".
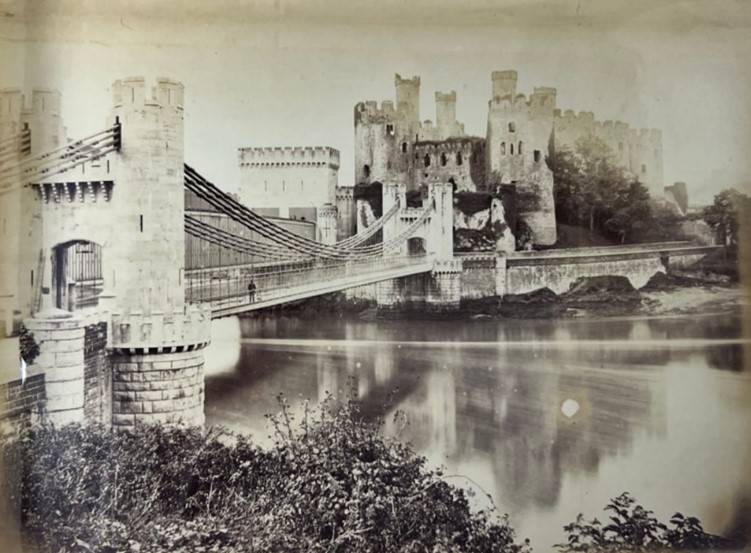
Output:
[
  {"xmin": 1, "ymin": 395, "xmax": 529, "ymax": 553},
  {"xmin": 556, "ymin": 492, "xmax": 731, "ymax": 552}
]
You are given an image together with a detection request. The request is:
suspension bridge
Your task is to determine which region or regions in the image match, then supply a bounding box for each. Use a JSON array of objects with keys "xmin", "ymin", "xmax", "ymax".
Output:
[{"xmin": 0, "ymin": 77, "xmax": 719, "ymax": 430}]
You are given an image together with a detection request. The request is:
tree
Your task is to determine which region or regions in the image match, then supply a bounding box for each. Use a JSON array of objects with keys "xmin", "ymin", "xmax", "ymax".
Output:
[
  {"xmin": 702, "ymin": 188, "xmax": 750, "ymax": 246},
  {"xmin": 548, "ymin": 136, "xmax": 657, "ymax": 243}
]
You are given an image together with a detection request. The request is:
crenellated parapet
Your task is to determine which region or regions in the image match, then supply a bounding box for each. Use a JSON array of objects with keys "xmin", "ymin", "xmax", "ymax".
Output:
[
  {"xmin": 239, "ymin": 146, "xmax": 340, "ymax": 169},
  {"xmin": 354, "ymin": 100, "xmax": 398, "ymax": 124},
  {"xmin": 109, "ymin": 304, "xmax": 211, "ymax": 352},
  {"xmin": 112, "ymin": 77, "xmax": 184, "ymax": 110}
]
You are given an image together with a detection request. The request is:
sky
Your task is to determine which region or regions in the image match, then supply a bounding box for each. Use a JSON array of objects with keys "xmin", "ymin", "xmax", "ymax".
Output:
[{"xmin": 1, "ymin": 0, "xmax": 750, "ymax": 204}]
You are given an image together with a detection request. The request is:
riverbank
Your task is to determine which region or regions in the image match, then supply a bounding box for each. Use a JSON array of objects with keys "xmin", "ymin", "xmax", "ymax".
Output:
[{"xmin": 252, "ymin": 272, "xmax": 745, "ymax": 322}]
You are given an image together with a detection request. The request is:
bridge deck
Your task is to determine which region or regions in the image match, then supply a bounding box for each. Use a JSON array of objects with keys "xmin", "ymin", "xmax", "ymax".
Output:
[{"xmin": 186, "ymin": 255, "xmax": 435, "ymax": 319}]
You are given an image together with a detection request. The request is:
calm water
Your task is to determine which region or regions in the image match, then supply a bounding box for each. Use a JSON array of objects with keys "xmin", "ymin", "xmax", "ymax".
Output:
[{"xmin": 203, "ymin": 313, "xmax": 751, "ymax": 551}]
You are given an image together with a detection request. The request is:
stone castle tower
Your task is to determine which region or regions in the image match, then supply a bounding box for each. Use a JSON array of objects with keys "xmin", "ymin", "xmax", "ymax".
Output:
[
  {"xmin": 485, "ymin": 71, "xmax": 557, "ymax": 246},
  {"xmin": 354, "ymin": 71, "xmax": 666, "ymax": 248}
]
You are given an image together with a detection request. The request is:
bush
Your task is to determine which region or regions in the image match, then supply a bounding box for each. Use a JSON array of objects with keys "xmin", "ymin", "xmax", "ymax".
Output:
[
  {"xmin": 18, "ymin": 323, "xmax": 40, "ymax": 365},
  {"xmin": 2, "ymin": 394, "xmax": 530, "ymax": 553},
  {"xmin": 556, "ymin": 492, "xmax": 730, "ymax": 552}
]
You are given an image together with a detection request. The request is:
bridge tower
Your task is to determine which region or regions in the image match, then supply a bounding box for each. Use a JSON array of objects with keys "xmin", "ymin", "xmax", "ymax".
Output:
[
  {"xmin": 376, "ymin": 181, "xmax": 460, "ymax": 312},
  {"xmin": 106, "ymin": 78, "xmax": 210, "ymax": 429}
]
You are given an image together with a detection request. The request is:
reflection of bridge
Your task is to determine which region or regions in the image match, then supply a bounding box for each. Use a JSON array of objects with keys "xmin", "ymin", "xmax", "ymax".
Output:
[{"xmin": 0, "ymin": 76, "xmax": 722, "ymax": 432}]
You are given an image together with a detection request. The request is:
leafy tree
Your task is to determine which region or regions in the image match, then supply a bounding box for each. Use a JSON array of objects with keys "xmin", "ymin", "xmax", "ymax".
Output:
[
  {"xmin": 702, "ymin": 188, "xmax": 750, "ymax": 246},
  {"xmin": 548, "ymin": 137, "xmax": 657, "ymax": 243}
]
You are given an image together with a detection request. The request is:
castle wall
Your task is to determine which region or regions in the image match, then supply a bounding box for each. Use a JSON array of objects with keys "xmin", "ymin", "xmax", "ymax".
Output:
[
  {"xmin": 238, "ymin": 146, "xmax": 339, "ymax": 216},
  {"xmin": 553, "ymin": 110, "xmax": 664, "ymax": 197},
  {"xmin": 413, "ymin": 139, "xmax": 479, "ymax": 192}
]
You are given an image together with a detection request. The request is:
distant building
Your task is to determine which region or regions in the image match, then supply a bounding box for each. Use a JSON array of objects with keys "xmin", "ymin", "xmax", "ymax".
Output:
[{"xmin": 237, "ymin": 146, "xmax": 340, "ymax": 243}]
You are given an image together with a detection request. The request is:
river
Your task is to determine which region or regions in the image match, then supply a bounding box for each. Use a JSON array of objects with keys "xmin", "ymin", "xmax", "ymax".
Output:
[{"xmin": 203, "ymin": 312, "xmax": 751, "ymax": 551}]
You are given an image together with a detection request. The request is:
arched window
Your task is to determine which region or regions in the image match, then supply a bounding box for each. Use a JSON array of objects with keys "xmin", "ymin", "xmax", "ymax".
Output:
[
  {"xmin": 456, "ymin": 151, "xmax": 463, "ymax": 165},
  {"xmin": 534, "ymin": 150, "xmax": 541, "ymax": 163},
  {"xmin": 424, "ymin": 154, "xmax": 431, "ymax": 167},
  {"xmin": 518, "ymin": 141, "xmax": 523, "ymax": 155},
  {"xmin": 401, "ymin": 142, "xmax": 407, "ymax": 153},
  {"xmin": 510, "ymin": 143, "xmax": 514, "ymax": 155},
  {"xmin": 363, "ymin": 165, "xmax": 370, "ymax": 178},
  {"xmin": 501, "ymin": 142, "xmax": 506, "ymax": 155},
  {"xmin": 440, "ymin": 152, "xmax": 447, "ymax": 166},
  {"xmin": 508, "ymin": 122, "xmax": 516, "ymax": 133}
]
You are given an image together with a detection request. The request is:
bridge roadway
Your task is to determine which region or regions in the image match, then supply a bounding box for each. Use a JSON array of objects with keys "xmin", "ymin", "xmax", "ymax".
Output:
[{"xmin": 185, "ymin": 253, "xmax": 436, "ymax": 319}]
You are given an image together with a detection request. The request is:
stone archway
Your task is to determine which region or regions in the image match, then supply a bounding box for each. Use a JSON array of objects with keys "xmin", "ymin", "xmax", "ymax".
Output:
[
  {"xmin": 52, "ymin": 240, "xmax": 103, "ymax": 311},
  {"xmin": 407, "ymin": 236, "xmax": 426, "ymax": 256}
]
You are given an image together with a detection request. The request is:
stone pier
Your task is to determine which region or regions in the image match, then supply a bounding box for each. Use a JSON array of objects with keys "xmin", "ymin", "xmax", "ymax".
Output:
[{"xmin": 24, "ymin": 310, "xmax": 86, "ymax": 425}]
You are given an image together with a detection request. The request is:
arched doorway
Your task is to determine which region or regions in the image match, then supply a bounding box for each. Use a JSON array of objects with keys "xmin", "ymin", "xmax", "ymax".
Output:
[
  {"xmin": 52, "ymin": 240, "xmax": 103, "ymax": 311},
  {"xmin": 407, "ymin": 237, "xmax": 426, "ymax": 256}
]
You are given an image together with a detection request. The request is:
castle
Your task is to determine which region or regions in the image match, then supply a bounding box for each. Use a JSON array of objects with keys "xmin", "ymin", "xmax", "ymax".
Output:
[{"xmin": 354, "ymin": 71, "xmax": 664, "ymax": 247}]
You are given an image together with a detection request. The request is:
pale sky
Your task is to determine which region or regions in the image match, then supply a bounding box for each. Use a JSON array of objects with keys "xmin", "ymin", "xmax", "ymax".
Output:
[{"xmin": 1, "ymin": 0, "xmax": 750, "ymax": 204}]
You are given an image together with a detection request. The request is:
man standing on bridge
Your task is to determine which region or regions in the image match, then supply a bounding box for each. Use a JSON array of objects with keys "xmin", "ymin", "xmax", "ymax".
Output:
[{"xmin": 248, "ymin": 279, "xmax": 257, "ymax": 303}]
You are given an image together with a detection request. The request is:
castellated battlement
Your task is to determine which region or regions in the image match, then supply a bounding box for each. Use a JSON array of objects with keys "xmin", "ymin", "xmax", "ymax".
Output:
[
  {"xmin": 628, "ymin": 127, "xmax": 662, "ymax": 145},
  {"xmin": 238, "ymin": 146, "xmax": 340, "ymax": 169},
  {"xmin": 435, "ymin": 91, "xmax": 457, "ymax": 103},
  {"xmin": 354, "ymin": 100, "xmax": 398, "ymax": 124},
  {"xmin": 0, "ymin": 87, "xmax": 62, "ymax": 121},
  {"xmin": 395, "ymin": 74, "xmax": 421, "ymax": 87},
  {"xmin": 112, "ymin": 77, "xmax": 184, "ymax": 110},
  {"xmin": 554, "ymin": 110, "xmax": 596, "ymax": 123},
  {"xmin": 110, "ymin": 304, "xmax": 212, "ymax": 350}
]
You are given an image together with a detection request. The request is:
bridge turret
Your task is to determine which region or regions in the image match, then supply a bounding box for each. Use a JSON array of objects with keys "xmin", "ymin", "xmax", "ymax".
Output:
[
  {"xmin": 382, "ymin": 183, "xmax": 406, "ymax": 249},
  {"xmin": 428, "ymin": 182, "xmax": 454, "ymax": 260},
  {"xmin": 107, "ymin": 77, "xmax": 208, "ymax": 429},
  {"xmin": 109, "ymin": 77, "xmax": 186, "ymax": 314}
]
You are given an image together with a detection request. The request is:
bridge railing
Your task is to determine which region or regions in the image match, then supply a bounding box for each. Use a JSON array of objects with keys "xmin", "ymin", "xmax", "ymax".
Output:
[{"xmin": 185, "ymin": 253, "xmax": 433, "ymax": 305}]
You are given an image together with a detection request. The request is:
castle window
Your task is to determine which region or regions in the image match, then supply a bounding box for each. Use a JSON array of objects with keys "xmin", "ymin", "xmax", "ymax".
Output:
[
  {"xmin": 534, "ymin": 150, "xmax": 541, "ymax": 163},
  {"xmin": 518, "ymin": 141, "xmax": 523, "ymax": 155},
  {"xmin": 364, "ymin": 165, "xmax": 370, "ymax": 178},
  {"xmin": 424, "ymin": 154, "xmax": 431, "ymax": 167},
  {"xmin": 508, "ymin": 122, "xmax": 516, "ymax": 133},
  {"xmin": 402, "ymin": 142, "xmax": 407, "ymax": 153},
  {"xmin": 386, "ymin": 124, "xmax": 395, "ymax": 136},
  {"xmin": 501, "ymin": 142, "xmax": 506, "ymax": 155},
  {"xmin": 264, "ymin": 180, "xmax": 267, "ymax": 191},
  {"xmin": 641, "ymin": 164, "xmax": 647, "ymax": 174},
  {"xmin": 456, "ymin": 152, "xmax": 463, "ymax": 165},
  {"xmin": 440, "ymin": 152, "xmax": 447, "ymax": 166},
  {"xmin": 510, "ymin": 143, "xmax": 515, "ymax": 155}
]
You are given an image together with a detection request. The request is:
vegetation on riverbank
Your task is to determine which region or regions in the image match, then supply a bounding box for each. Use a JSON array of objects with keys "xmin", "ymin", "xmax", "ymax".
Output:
[
  {"xmin": 557, "ymin": 493, "xmax": 732, "ymax": 552},
  {"xmin": 1, "ymin": 395, "xmax": 530, "ymax": 553}
]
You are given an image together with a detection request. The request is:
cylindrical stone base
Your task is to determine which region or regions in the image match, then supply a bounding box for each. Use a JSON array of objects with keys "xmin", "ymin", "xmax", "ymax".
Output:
[
  {"xmin": 111, "ymin": 348, "xmax": 205, "ymax": 428},
  {"xmin": 24, "ymin": 311, "xmax": 86, "ymax": 426}
]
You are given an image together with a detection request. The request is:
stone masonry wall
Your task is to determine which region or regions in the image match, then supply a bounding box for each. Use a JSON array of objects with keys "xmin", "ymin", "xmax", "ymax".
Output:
[
  {"xmin": 0, "ymin": 373, "xmax": 45, "ymax": 438},
  {"xmin": 459, "ymin": 255, "xmax": 497, "ymax": 300},
  {"xmin": 24, "ymin": 313, "xmax": 86, "ymax": 425},
  {"xmin": 83, "ymin": 322, "xmax": 110, "ymax": 425},
  {"xmin": 111, "ymin": 349, "xmax": 205, "ymax": 428}
]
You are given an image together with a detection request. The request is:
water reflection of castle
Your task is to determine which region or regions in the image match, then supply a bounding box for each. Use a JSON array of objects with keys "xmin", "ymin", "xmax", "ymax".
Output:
[
  {"xmin": 314, "ymin": 319, "xmax": 680, "ymax": 513},
  {"xmin": 209, "ymin": 314, "xmax": 742, "ymax": 513}
]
